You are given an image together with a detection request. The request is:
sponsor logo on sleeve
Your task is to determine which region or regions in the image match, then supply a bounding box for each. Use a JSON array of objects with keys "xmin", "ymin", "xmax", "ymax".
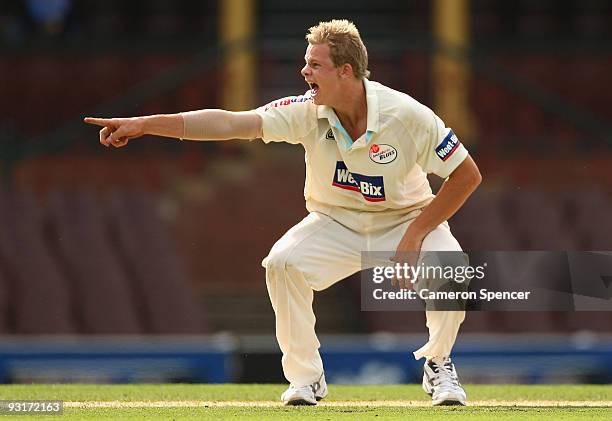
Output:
[
  {"xmin": 332, "ymin": 161, "xmax": 386, "ymax": 202},
  {"xmin": 325, "ymin": 129, "xmax": 335, "ymax": 140},
  {"xmin": 369, "ymin": 143, "xmax": 397, "ymax": 164},
  {"xmin": 263, "ymin": 94, "xmax": 313, "ymax": 111},
  {"xmin": 435, "ymin": 129, "xmax": 461, "ymax": 161}
]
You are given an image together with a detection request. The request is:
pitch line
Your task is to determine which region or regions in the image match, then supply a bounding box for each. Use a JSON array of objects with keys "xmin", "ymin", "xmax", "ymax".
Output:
[{"xmin": 64, "ymin": 400, "xmax": 612, "ymax": 408}]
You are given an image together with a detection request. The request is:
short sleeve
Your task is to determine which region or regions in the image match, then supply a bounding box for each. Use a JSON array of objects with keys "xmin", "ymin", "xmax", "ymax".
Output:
[
  {"xmin": 252, "ymin": 94, "xmax": 316, "ymax": 145},
  {"xmin": 414, "ymin": 112, "xmax": 469, "ymax": 179}
]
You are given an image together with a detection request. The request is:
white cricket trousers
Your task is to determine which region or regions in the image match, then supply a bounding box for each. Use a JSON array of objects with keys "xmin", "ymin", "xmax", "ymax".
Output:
[{"xmin": 262, "ymin": 211, "xmax": 465, "ymax": 387}]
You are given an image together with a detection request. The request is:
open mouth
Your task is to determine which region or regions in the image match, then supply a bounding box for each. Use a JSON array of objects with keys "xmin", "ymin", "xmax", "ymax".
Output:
[{"xmin": 308, "ymin": 82, "xmax": 319, "ymax": 96}]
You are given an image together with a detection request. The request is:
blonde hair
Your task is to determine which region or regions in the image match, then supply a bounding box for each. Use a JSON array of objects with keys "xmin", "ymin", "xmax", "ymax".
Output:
[{"xmin": 306, "ymin": 19, "xmax": 370, "ymax": 79}]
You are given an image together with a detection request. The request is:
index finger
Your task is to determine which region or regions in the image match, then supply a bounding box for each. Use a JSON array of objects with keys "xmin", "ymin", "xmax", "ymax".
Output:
[{"xmin": 84, "ymin": 117, "xmax": 114, "ymax": 127}]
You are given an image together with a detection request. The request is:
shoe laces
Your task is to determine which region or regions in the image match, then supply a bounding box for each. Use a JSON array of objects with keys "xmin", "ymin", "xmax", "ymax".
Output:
[
  {"xmin": 429, "ymin": 358, "xmax": 461, "ymax": 392},
  {"xmin": 311, "ymin": 375, "xmax": 323, "ymax": 394},
  {"xmin": 288, "ymin": 375, "xmax": 322, "ymax": 395}
]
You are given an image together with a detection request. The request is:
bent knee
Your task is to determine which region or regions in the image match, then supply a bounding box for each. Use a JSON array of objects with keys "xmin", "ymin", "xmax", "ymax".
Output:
[
  {"xmin": 263, "ymin": 250, "xmax": 285, "ymax": 273},
  {"xmin": 263, "ymin": 246, "xmax": 300, "ymax": 272},
  {"xmin": 264, "ymin": 246, "xmax": 313, "ymax": 283},
  {"xmin": 421, "ymin": 223, "xmax": 462, "ymax": 252}
]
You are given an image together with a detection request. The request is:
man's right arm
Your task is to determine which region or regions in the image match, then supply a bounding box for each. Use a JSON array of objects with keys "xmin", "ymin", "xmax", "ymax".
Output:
[{"xmin": 84, "ymin": 110, "xmax": 262, "ymax": 148}]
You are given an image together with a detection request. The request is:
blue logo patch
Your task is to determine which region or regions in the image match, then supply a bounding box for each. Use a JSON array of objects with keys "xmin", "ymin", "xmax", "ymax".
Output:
[
  {"xmin": 435, "ymin": 129, "xmax": 460, "ymax": 161},
  {"xmin": 332, "ymin": 161, "xmax": 386, "ymax": 202}
]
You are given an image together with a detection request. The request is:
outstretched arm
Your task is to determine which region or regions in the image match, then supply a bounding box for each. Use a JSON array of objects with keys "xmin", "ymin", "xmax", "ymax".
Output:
[{"xmin": 84, "ymin": 110, "xmax": 262, "ymax": 148}]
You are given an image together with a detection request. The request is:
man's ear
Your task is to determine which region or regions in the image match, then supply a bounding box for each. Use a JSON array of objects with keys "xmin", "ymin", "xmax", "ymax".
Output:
[{"xmin": 339, "ymin": 63, "xmax": 354, "ymax": 79}]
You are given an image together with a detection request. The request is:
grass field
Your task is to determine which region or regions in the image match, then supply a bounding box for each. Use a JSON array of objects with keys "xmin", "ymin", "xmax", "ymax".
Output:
[{"xmin": 0, "ymin": 384, "xmax": 611, "ymax": 420}]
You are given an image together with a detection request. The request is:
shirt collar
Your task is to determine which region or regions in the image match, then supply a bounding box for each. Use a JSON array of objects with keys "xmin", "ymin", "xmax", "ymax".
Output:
[
  {"xmin": 364, "ymin": 78, "xmax": 380, "ymax": 133},
  {"xmin": 316, "ymin": 78, "xmax": 380, "ymax": 134}
]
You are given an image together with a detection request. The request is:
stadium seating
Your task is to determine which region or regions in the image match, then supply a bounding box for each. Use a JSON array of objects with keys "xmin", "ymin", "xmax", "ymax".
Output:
[
  {"xmin": 0, "ymin": 262, "xmax": 9, "ymax": 333},
  {"xmin": 0, "ymin": 190, "xmax": 75, "ymax": 334},
  {"xmin": 1, "ymin": 0, "xmax": 611, "ymax": 337},
  {"xmin": 46, "ymin": 189, "xmax": 144, "ymax": 334},
  {"xmin": 9, "ymin": 185, "xmax": 206, "ymax": 335},
  {"xmin": 106, "ymin": 189, "xmax": 205, "ymax": 333}
]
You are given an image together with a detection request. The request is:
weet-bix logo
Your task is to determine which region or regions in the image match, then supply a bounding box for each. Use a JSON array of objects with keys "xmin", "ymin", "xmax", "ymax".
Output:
[
  {"xmin": 435, "ymin": 129, "xmax": 460, "ymax": 161},
  {"xmin": 332, "ymin": 161, "xmax": 385, "ymax": 202}
]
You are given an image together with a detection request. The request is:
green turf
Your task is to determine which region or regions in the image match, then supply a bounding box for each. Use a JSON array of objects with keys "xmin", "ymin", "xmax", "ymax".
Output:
[
  {"xmin": 0, "ymin": 384, "xmax": 611, "ymax": 401},
  {"xmin": 51, "ymin": 407, "xmax": 612, "ymax": 421},
  {"xmin": 0, "ymin": 384, "xmax": 610, "ymax": 420}
]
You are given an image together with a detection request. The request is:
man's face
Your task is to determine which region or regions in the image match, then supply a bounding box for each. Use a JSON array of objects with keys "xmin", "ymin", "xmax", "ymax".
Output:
[{"xmin": 301, "ymin": 43, "xmax": 342, "ymax": 106}]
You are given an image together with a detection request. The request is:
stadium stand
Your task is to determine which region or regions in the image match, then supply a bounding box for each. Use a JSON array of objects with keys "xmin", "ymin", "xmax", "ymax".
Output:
[
  {"xmin": 0, "ymin": 266, "xmax": 9, "ymax": 334},
  {"xmin": 106, "ymin": 189, "xmax": 205, "ymax": 333},
  {"xmin": 46, "ymin": 189, "xmax": 144, "ymax": 334},
  {"xmin": 0, "ymin": 0, "xmax": 610, "ymax": 338},
  {"xmin": 0, "ymin": 190, "xmax": 75, "ymax": 334}
]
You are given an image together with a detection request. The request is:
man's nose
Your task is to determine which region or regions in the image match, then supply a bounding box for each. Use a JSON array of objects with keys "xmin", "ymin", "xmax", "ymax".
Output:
[{"xmin": 301, "ymin": 65, "xmax": 310, "ymax": 77}]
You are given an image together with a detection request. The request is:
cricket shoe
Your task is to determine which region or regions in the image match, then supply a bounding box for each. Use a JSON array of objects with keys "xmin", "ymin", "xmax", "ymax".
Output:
[
  {"xmin": 422, "ymin": 357, "xmax": 466, "ymax": 406},
  {"xmin": 281, "ymin": 373, "xmax": 328, "ymax": 406}
]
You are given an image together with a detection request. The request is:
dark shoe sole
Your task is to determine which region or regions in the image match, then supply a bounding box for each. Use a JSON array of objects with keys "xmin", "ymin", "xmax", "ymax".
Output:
[
  {"xmin": 285, "ymin": 399, "xmax": 317, "ymax": 406},
  {"xmin": 434, "ymin": 400, "xmax": 466, "ymax": 406}
]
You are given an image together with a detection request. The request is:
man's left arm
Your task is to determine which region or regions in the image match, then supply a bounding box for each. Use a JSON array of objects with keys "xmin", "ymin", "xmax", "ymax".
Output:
[{"xmin": 394, "ymin": 155, "xmax": 481, "ymax": 258}]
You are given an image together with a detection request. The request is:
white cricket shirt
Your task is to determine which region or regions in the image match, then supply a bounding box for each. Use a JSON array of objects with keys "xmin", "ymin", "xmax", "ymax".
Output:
[{"xmin": 254, "ymin": 79, "xmax": 469, "ymax": 224}]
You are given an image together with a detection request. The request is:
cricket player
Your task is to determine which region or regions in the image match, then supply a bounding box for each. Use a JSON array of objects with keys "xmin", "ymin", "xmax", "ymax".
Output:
[{"xmin": 85, "ymin": 20, "xmax": 481, "ymax": 406}]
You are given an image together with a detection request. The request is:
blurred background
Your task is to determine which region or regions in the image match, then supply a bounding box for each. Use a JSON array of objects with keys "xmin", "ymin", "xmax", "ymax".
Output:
[{"xmin": 0, "ymin": 0, "xmax": 611, "ymax": 384}]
